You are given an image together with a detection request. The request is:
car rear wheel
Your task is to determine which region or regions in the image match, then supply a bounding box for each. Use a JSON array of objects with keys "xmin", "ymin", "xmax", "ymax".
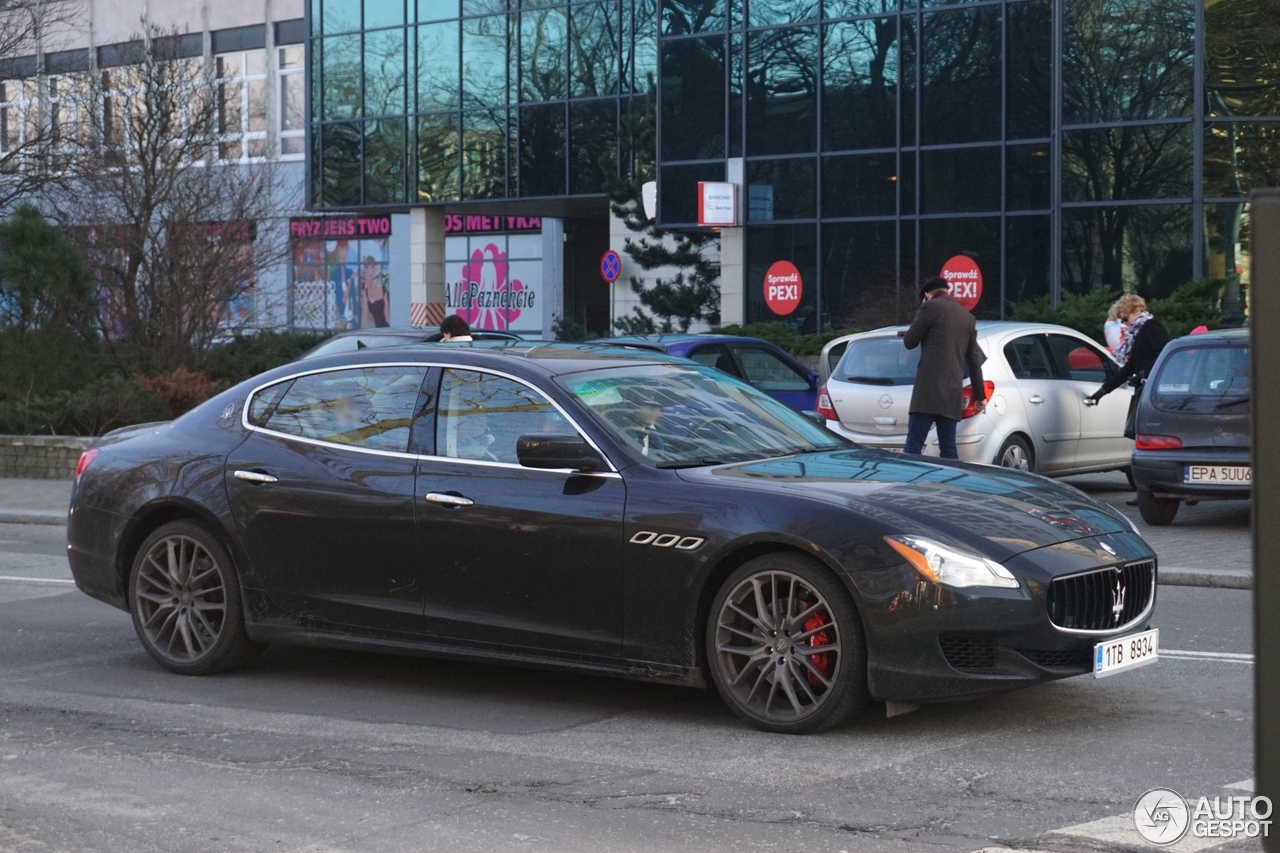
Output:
[
  {"xmin": 1136, "ymin": 491, "xmax": 1179, "ymax": 526},
  {"xmin": 995, "ymin": 435, "xmax": 1034, "ymax": 473},
  {"xmin": 706, "ymin": 553, "xmax": 868, "ymax": 734},
  {"xmin": 129, "ymin": 520, "xmax": 264, "ymax": 675}
]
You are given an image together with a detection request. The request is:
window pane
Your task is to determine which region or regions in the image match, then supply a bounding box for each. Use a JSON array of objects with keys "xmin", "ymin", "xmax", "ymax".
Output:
[
  {"xmin": 436, "ymin": 370, "xmax": 570, "ymax": 463},
  {"xmin": 1064, "ymin": 0, "xmax": 1194, "ymax": 124},
  {"xmin": 322, "ymin": 35, "xmax": 361, "ymax": 119},
  {"xmin": 519, "ymin": 102, "xmax": 566, "ymax": 195},
  {"xmin": 1004, "ymin": 336, "xmax": 1054, "ymax": 380},
  {"xmin": 662, "ymin": 0, "xmax": 725, "ymax": 35},
  {"xmin": 281, "ymin": 72, "xmax": 305, "ymax": 131},
  {"xmin": 365, "ymin": 118, "xmax": 406, "ymax": 203},
  {"xmin": 521, "ymin": 8, "xmax": 568, "ymax": 101},
  {"xmin": 1206, "ymin": 0, "xmax": 1280, "ymax": 116},
  {"xmin": 248, "ymin": 79, "xmax": 267, "ymax": 132},
  {"xmin": 734, "ymin": 347, "xmax": 811, "ymax": 391},
  {"xmin": 920, "ymin": 145, "xmax": 999, "ymax": 213},
  {"xmin": 1005, "ymin": 214, "xmax": 1050, "ymax": 312},
  {"xmin": 1007, "ymin": 0, "xmax": 1050, "ymax": 139},
  {"xmin": 218, "ymin": 80, "xmax": 243, "ymax": 133},
  {"xmin": 323, "ymin": 0, "xmax": 362, "ymax": 33},
  {"xmin": 822, "ymin": 152, "xmax": 897, "ymax": 218},
  {"xmin": 1204, "ymin": 121, "xmax": 1280, "ymax": 199},
  {"xmin": 659, "ymin": 161, "xmax": 724, "ymax": 224},
  {"xmin": 1047, "ymin": 334, "xmax": 1110, "ymax": 383},
  {"xmin": 365, "ymin": 0, "xmax": 406, "ymax": 29},
  {"xmin": 746, "ymin": 157, "xmax": 815, "ymax": 221},
  {"xmin": 749, "ymin": 0, "xmax": 817, "ymax": 28},
  {"xmin": 660, "ymin": 36, "xmax": 725, "ymax": 160},
  {"xmin": 1062, "ymin": 205, "xmax": 1192, "ymax": 297},
  {"xmin": 463, "ymin": 109, "xmax": 511, "ymax": 198},
  {"xmin": 463, "ymin": 15, "xmax": 508, "ymax": 107},
  {"xmin": 921, "ymin": 6, "xmax": 1000, "ymax": 145},
  {"xmin": 900, "ymin": 15, "xmax": 915, "ymax": 144},
  {"xmin": 570, "ymin": 2, "xmax": 619, "ymax": 97},
  {"xmin": 821, "ymin": 220, "xmax": 902, "ymax": 328},
  {"xmin": 569, "ymin": 99, "xmax": 617, "ymax": 193},
  {"xmin": 418, "ymin": 112, "xmax": 461, "ymax": 201},
  {"xmin": 280, "ymin": 45, "xmax": 304, "ymax": 69},
  {"xmin": 822, "ymin": 18, "xmax": 897, "ymax": 152},
  {"xmin": 823, "ymin": 0, "xmax": 898, "ymax": 19},
  {"xmin": 918, "ymin": 217, "xmax": 1000, "ymax": 318},
  {"xmin": 418, "ymin": 22, "xmax": 460, "ymax": 112},
  {"xmin": 1062, "ymin": 124, "xmax": 1193, "ymax": 202},
  {"xmin": 267, "ymin": 367, "xmax": 428, "ymax": 452},
  {"xmin": 248, "ymin": 380, "xmax": 293, "ymax": 426},
  {"xmin": 364, "ymin": 28, "xmax": 406, "ymax": 116},
  {"xmin": 321, "ymin": 121, "xmax": 363, "ymax": 205},
  {"xmin": 1006, "ymin": 143, "xmax": 1050, "ymax": 211},
  {"xmin": 747, "ymin": 26, "xmax": 817, "ymax": 155},
  {"xmin": 631, "ymin": 0, "xmax": 657, "ymax": 93},
  {"xmin": 418, "ymin": 0, "xmax": 459, "ymax": 22},
  {"xmin": 745, "ymin": 223, "xmax": 818, "ymax": 331},
  {"xmin": 1205, "ymin": 202, "xmax": 1250, "ymax": 294}
]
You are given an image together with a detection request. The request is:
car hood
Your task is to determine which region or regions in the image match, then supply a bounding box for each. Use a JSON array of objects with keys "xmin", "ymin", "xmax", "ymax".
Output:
[{"xmin": 677, "ymin": 448, "xmax": 1139, "ymax": 562}]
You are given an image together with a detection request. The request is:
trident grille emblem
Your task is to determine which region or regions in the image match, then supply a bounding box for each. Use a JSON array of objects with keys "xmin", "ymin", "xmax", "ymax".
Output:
[{"xmin": 1111, "ymin": 575, "xmax": 1126, "ymax": 624}]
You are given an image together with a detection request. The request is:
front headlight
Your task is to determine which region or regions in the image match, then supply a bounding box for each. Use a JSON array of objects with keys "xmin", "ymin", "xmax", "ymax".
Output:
[{"xmin": 885, "ymin": 535, "xmax": 1019, "ymax": 589}]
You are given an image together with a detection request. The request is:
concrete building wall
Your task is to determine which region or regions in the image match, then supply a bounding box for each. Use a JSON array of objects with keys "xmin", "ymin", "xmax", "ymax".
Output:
[{"xmin": 609, "ymin": 211, "xmax": 718, "ymax": 335}]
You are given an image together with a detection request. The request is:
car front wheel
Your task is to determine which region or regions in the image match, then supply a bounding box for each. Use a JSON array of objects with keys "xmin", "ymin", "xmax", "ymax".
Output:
[
  {"xmin": 129, "ymin": 520, "xmax": 264, "ymax": 675},
  {"xmin": 706, "ymin": 553, "xmax": 868, "ymax": 734}
]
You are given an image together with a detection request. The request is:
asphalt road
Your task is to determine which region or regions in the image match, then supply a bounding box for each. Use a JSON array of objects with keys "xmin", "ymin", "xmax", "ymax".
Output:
[{"xmin": 0, "ymin": 516, "xmax": 1261, "ymax": 853}]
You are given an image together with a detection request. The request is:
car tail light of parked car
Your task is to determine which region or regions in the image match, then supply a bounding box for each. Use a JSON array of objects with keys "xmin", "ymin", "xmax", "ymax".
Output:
[
  {"xmin": 74, "ymin": 448, "xmax": 99, "ymax": 481},
  {"xmin": 815, "ymin": 385, "xmax": 839, "ymax": 421},
  {"xmin": 1134, "ymin": 434, "xmax": 1184, "ymax": 450},
  {"xmin": 960, "ymin": 381, "xmax": 995, "ymax": 419}
]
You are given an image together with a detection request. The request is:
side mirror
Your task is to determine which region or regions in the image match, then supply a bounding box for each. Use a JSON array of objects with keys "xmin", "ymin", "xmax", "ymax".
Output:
[{"xmin": 516, "ymin": 433, "xmax": 606, "ymax": 472}]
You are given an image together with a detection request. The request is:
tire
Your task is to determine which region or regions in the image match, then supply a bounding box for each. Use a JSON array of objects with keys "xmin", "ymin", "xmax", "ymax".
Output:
[
  {"xmin": 994, "ymin": 435, "xmax": 1034, "ymax": 473},
  {"xmin": 706, "ymin": 553, "xmax": 868, "ymax": 734},
  {"xmin": 128, "ymin": 520, "xmax": 264, "ymax": 675},
  {"xmin": 1136, "ymin": 491, "xmax": 1179, "ymax": 526}
]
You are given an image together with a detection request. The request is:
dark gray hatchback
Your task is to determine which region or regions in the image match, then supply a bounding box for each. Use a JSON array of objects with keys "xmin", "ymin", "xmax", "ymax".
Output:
[{"xmin": 1130, "ymin": 328, "xmax": 1250, "ymax": 525}]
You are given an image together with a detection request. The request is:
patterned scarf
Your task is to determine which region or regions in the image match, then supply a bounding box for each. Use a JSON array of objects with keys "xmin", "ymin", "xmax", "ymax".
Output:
[{"xmin": 1113, "ymin": 311, "xmax": 1151, "ymax": 365}]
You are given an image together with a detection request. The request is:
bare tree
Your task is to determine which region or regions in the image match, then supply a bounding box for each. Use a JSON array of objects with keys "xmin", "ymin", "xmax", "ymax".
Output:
[{"xmin": 50, "ymin": 26, "xmax": 295, "ymax": 374}]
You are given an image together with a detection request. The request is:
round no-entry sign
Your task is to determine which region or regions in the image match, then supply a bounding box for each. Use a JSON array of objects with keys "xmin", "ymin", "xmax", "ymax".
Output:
[
  {"xmin": 940, "ymin": 255, "xmax": 983, "ymax": 311},
  {"xmin": 764, "ymin": 260, "xmax": 803, "ymax": 316},
  {"xmin": 600, "ymin": 249, "xmax": 622, "ymax": 283}
]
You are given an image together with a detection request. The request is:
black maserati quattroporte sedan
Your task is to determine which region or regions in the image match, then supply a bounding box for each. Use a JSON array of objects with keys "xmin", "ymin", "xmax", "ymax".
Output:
[{"xmin": 67, "ymin": 343, "xmax": 1159, "ymax": 733}]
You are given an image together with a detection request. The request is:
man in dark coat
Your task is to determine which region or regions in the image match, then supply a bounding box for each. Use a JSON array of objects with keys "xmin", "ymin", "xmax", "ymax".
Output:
[{"xmin": 902, "ymin": 276, "xmax": 986, "ymax": 459}]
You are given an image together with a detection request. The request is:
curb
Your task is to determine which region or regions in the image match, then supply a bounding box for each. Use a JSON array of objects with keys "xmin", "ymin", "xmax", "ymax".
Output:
[
  {"xmin": 1159, "ymin": 566, "xmax": 1252, "ymax": 590},
  {"xmin": 0, "ymin": 510, "xmax": 66, "ymax": 526}
]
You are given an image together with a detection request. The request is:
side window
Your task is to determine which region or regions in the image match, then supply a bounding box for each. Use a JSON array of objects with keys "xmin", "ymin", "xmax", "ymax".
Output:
[
  {"xmin": 1003, "ymin": 335, "xmax": 1055, "ymax": 380},
  {"xmin": 436, "ymin": 369, "xmax": 572, "ymax": 464},
  {"xmin": 247, "ymin": 379, "xmax": 293, "ymax": 426},
  {"xmin": 732, "ymin": 346, "xmax": 812, "ymax": 391},
  {"xmin": 263, "ymin": 367, "xmax": 428, "ymax": 452},
  {"xmin": 1047, "ymin": 334, "xmax": 1111, "ymax": 383},
  {"xmin": 687, "ymin": 344, "xmax": 742, "ymax": 377},
  {"xmin": 825, "ymin": 341, "xmax": 849, "ymax": 377}
]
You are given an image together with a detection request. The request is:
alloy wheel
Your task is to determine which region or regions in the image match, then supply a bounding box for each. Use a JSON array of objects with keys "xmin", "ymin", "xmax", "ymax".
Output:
[
  {"xmin": 1000, "ymin": 443, "xmax": 1030, "ymax": 471},
  {"xmin": 133, "ymin": 534, "xmax": 227, "ymax": 663},
  {"xmin": 713, "ymin": 570, "xmax": 841, "ymax": 724}
]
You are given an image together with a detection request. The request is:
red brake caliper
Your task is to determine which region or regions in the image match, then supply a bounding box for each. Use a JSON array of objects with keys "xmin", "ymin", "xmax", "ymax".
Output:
[{"xmin": 804, "ymin": 611, "xmax": 833, "ymax": 686}]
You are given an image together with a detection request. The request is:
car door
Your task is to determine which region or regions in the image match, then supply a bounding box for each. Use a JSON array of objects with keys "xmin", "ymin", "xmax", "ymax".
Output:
[
  {"xmin": 414, "ymin": 368, "xmax": 627, "ymax": 654},
  {"xmin": 727, "ymin": 343, "xmax": 818, "ymax": 410},
  {"xmin": 685, "ymin": 343, "xmax": 744, "ymax": 379},
  {"xmin": 225, "ymin": 364, "xmax": 431, "ymax": 632},
  {"xmin": 1002, "ymin": 334, "xmax": 1080, "ymax": 472},
  {"xmin": 1046, "ymin": 333, "xmax": 1133, "ymax": 468}
]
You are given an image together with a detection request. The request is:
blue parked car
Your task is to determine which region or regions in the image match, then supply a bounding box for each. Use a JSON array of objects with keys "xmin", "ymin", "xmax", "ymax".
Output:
[{"xmin": 596, "ymin": 334, "xmax": 819, "ymax": 411}]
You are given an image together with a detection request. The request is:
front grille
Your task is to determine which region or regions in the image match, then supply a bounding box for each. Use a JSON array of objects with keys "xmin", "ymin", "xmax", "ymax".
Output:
[
  {"xmin": 939, "ymin": 634, "xmax": 997, "ymax": 670},
  {"xmin": 1022, "ymin": 648, "xmax": 1093, "ymax": 669},
  {"xmin": 1046, "ymin": 560, "xmax": 1155, "ymax": 632}
]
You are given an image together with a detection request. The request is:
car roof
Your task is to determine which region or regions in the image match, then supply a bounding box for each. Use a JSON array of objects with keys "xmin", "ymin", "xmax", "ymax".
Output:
[
  {"xmin": 1165, "ymin": 327, "xmax": 1249, "ymax": 344},
  {"xmin": 597, "ymin": 334, "xmax": 781, "ymax": 348}
]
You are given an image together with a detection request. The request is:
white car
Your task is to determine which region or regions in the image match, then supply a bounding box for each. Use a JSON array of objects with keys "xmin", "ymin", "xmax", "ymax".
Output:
[{"xmin": 816, "ymin": 322, "xmax": 1134, "ymax": 476}]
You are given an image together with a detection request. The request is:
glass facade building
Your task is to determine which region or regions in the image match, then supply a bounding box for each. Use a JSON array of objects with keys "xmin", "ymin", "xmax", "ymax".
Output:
[{"xmin": 311, "ymin": 0, "xmax": 1280, "ymax": 330}]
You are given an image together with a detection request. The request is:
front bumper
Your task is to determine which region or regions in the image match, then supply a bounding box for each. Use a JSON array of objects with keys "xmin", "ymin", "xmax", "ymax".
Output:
[
  {"xmin": 823, "ymin": 419, "xmax": 998, "ymax": 462},
  {"xmin": 1131, "ymin": 448, "xmax": 1251, "ymax": 501},
  {"xmin": 854, "ymin": 531, "xmax": 1157, "ymax": 702}
]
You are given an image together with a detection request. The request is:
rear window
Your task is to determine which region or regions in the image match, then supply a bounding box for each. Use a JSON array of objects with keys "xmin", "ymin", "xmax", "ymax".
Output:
[
  {"xmin": 833, "ymin": 337, "xmax": 920, "ymax": 386},
  {"xmin": 1150, "ymin": 344, "xmax": 1249, "ymax": 413}
]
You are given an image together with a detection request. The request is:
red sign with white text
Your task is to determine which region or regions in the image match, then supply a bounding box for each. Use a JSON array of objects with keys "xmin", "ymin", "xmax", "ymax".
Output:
[
  {"xmin": 764, "ymin": 260, "xmax": 803, "ymax": 315},
  {"xmin": 941, "ymin": 255, "xmax": 983, "ymax": 312}
]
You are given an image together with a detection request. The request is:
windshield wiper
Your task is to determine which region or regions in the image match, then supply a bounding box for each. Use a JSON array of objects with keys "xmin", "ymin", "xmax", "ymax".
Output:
[
  {"xmin": 841, "ymin": 375, "xmax": 894, "ymax": 385},
  {"xmin": 656, "ymin": 458, "xmax": 730, "ymax": 469},
  {"xmin": 1215, "ymin": 396, "xmax": 1250, "ymax": 409}
]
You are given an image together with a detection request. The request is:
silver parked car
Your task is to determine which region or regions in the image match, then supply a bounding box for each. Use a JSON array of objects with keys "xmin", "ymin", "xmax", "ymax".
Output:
[{"xmin": 816, "ymin": 322, "xmax": 1134, "ymax": 476}]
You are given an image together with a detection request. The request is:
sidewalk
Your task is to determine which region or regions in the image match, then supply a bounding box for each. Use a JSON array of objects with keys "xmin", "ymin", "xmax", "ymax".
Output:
[{"xmin": 0, "ymin": 475, "xmax": 1253, "ymax": 588}]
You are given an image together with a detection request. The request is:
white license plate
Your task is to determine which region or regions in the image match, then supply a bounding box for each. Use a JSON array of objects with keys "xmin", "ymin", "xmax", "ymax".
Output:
[
  {"xmin": 1094, "ymin": 628, "xmax": 1159, "ymax": 678},
  {"xmin": 1184, "ymin": 465, "xmax": 1251, "ymax": 484}
]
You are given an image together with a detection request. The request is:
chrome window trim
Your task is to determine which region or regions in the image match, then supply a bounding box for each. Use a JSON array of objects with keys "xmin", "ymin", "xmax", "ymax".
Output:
[
  {"xmin": 240, "ymin": 360, "xmax": 621, "ymax": 475},
  {"xmin": 1047, "ymin": 560, "xmax": 1157, "ymax": 637}
]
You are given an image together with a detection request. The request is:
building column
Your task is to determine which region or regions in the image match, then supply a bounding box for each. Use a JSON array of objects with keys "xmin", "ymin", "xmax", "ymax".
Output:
[
  {"xmin": 408, "ymin": 207, "xmax": 448, "ymax": 327},
  {"xmin": 541, "ymin": 217, "xmax": 565, "ymax": 338},
  {"xmin": 719, "ymin": 227, "xmax": 745, "ymax": 325}
]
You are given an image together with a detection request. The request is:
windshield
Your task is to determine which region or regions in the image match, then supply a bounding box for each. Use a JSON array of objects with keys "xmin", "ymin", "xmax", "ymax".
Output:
[
  {"xmin": 1150, "ymin": 344, "xmax": 1250, "ymax": 413},
  {"xmin": 558, "ymin": 365, "xmax": 845, "ymax": 468},
  {"xmin": 834, "ymin": 336, "xmax": 920, "ymax": 385}
]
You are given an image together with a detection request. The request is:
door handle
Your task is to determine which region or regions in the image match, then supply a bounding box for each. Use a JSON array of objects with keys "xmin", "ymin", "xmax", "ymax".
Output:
[
  {"xmin": 425, "ymin": 492, "xmax": 474, "ymax": 507},
  {"xmin": 233, "ymin": 470, "xmax": 278, "ymax": 484},
  {"xmin": 1028, "ymin": 395, "xmax": 1045, "ymax": 404}
]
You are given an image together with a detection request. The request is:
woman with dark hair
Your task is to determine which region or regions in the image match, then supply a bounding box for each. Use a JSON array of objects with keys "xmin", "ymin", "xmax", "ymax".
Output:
[{"xmin": 440, "ymin": 315, "xmax": 473, "ymax": 342}]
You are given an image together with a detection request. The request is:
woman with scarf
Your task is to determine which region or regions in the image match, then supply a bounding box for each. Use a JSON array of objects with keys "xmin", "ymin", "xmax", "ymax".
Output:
[{"xmin": 1085, "ymin": 295, "xmax": 1170, "ymax": 432}]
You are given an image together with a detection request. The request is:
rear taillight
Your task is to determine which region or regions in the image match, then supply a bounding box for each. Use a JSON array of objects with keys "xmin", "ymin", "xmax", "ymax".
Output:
[
  {"xmin": 815, "ymin": 385, "xmax": 839, "ymax": 421},
  {"xmin": 960, "ymin": 381, "xmax": 995, "ymax": 419},
  {"xmin": 74, "ymin": 448, "xmax": 99, "ymax": 480},
  {"xmin": 1135, "ymin": 434, "xmax": 1183, "ymax": 450}
]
